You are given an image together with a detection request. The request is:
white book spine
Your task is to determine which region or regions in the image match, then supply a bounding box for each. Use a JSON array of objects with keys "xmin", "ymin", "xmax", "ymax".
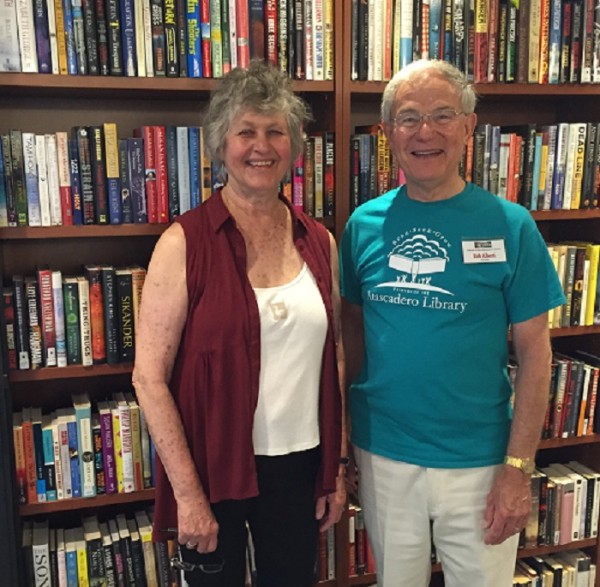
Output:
[
  {"xmin": 51, "ymin": 270, "xmax": 67, "ymax": 367},
  {"xmin": 22, "ymin": 132, "xmax": 42, "ymax": 226},
  {"xmin": 143, "ymin": 0, "xmax": 154, "ymax": 76},
  {"xmin": 35, "ymin": 135, "xmax": 52, "ymax": 226},
  {"xmin": 0, "ymin": 0, "xmax": 21, "ymax": 71},
  {"xmin": 118, "ymin": 401, "xmax": 135, "ymax": 493},
  {"xmin": 15, "ymin": 0, "xmax": 38, "ymax": 71},
  {"xmin": 44, "ymin": 134, "xmax": 62, "ymax": 225},
  {"xmin": 229, "ymin": 0, "xmax": 237, "ymax": 69},
  {"xmin": 304, "ymin": 0, "xmax": 313, "ymax": 80},
  {"xmin": 311, "ymin": 0, "xmax": 324, "ymax": 80},
  {"xmin": 134, "ymin": 0, "xmax": 146, "ymax": 76},
  {"xmin": 176, "ymin": 127, "xmax": 191, "ymax": 214},
  {"xmin": 51, "ymin": 418, "xmax": 64, "ymax": 500}
]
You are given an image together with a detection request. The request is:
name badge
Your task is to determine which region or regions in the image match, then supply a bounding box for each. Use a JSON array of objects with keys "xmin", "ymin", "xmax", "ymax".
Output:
[{"xmin": 462, "ymin": 239, "xmax": 507, "ymax": 263}]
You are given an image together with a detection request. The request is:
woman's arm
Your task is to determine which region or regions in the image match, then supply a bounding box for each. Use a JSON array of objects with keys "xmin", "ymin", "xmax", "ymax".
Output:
[
  {"xmin": 316, "ymin": 232, "xmax": 348, "ymax": 532},
  {"xmin": 132, "ymin": 223, "xmax": 218, "ymax": 552}
]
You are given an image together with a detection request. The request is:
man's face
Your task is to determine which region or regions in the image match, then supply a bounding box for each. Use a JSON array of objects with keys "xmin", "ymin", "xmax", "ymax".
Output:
[{"xmin": 383, "ymin": 71, "xmax": 477, "ymax": 200}]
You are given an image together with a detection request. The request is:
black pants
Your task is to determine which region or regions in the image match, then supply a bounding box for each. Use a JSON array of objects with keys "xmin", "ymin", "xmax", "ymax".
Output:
[{"xmin": 180, "ymin": 447, "xmax": 321, "ymax": 587}]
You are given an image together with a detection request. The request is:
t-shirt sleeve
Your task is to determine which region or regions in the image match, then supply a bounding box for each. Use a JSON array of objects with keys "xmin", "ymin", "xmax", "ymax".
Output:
[
  {"xmin": 339, "ymin": 217, "xmax": 363, "ymax": 305},
  {"xmin": 504, "ymin": 212, "xmax": 566, "ymax": 324}
]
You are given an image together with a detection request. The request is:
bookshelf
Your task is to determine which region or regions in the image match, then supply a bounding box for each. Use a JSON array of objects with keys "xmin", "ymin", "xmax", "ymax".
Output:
[{"xmin": 2, "ymin": 1, "xmax": 600, "ymax": 586}]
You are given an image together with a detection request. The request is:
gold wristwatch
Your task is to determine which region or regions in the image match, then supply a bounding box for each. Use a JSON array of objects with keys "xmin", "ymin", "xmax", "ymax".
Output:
[{"xmin": 504, "ymin": 455, "xmax": 535, "ymax": 475}]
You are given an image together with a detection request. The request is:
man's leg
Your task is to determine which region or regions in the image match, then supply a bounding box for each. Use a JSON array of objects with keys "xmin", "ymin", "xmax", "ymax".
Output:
[
  {"xmin": 355, "ymin": 447, "xmax": 432, "ymax": 587},
  {"xmin": 430, "ymin": 465, "xmax": 519, "ymax": 587}
]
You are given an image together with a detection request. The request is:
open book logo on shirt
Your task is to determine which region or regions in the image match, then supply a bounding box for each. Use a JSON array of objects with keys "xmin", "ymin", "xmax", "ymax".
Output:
[{"xmin": 378, "ymin": 232, "xmax": 453, "ymax": 296}]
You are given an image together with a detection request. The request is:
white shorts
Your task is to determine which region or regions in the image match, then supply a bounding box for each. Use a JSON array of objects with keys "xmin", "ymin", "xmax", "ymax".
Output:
[{"xmin": 355, "ymin": 447, "xmax": 520, "ymax": 587}]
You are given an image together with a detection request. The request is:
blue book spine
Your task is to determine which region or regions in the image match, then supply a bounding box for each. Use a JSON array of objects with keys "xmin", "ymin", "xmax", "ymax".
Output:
[
  {"xmin": 67, "ymin": 419, "xmax": 81, "ymax": 498},
  {"xmin": 429, "ymin": 0, "xmax": 442, "ymax": 58},
  {"xmin": 548, "ymin": 0, "xmax": 562, "ymax": 84},
  {"xmin": 530, "ymin": 134, "xmax": 543, "ymax": 211},
  {"xmin": 42, "ymin": 426, "xmax": 57, "ymax": 501},
  {"xmin": 65, "ymin": 549, "xmax": 78, "ymax": 587},
  {"xmin": 62, "ymin": 0, "xmax": 78, "ymax": 74},
  {"xmin": 118, "ymin": 140, "xmax": 133, "ymax": 223},
  {"xmin": 188, "ymin": 127, "xmax": 201, "ymax": 209},
  {"xmin": 127, "ymin": 138, "xmax": 147, "ymax": 223},
  {"xmin": 70, "ymin": 0, "xmax": 87, "ymax": 74},
  {"xmin": 107, "ymin": 178, "xmax": 122, "ymax": 224},
  {"xmin": 187, "ymin": 0, "xmax": 202, "ymax": 77},
  {"xmin": 0, "ymin": 139, "xmax": 7, "ymax": 226},
  {"xmin": 68, "ymin": 139, "xmax": 84, "ymax": 225},
  {"xmin": 33, "ymin": 0, "xmax": 52, "ymax": 72},
  {"xmin": 119, "ymin": 0, "xmax": 137, "ymax": 76}
]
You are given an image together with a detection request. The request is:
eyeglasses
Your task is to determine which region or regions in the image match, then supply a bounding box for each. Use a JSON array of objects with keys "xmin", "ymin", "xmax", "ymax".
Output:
[
  {"xmin": 171, "ymin": 554, "xmax": 225, "ymax": 575},
  {"xmin": 392, "ymin": 109, "xmax": 465, "ymax": 130}
]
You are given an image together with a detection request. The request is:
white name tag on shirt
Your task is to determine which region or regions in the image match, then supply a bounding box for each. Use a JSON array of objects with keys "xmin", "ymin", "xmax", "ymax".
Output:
[{"xmin": 462, "ymin": 239, "xmax": 507, "ymax": 263}]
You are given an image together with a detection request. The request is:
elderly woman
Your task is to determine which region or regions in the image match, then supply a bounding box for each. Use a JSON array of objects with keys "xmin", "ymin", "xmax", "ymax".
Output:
[{"xmin": 132, "ymin": 60, "xmax": 346, "ymax": 587}]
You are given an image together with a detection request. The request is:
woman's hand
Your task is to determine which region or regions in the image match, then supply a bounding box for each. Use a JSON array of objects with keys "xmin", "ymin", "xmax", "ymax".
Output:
[
  {"xmin": 316, "ymin": 468, "xmax": 347, "ymax": 532},
  {"xmin": 177, "ymin": 498, "xmax": 220, "ymax": 553}
]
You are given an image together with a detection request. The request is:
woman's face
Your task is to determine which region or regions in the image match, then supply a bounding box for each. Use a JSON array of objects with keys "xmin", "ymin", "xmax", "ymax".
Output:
[{"xmin": 222, "ymin": 109, "xmax": 293, "ymax": 198}]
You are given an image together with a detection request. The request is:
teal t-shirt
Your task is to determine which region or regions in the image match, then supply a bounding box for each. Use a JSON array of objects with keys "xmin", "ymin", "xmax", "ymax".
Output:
[{"xmin": 340, "ymin": 183, "xmax": 566, "ymax": 468}]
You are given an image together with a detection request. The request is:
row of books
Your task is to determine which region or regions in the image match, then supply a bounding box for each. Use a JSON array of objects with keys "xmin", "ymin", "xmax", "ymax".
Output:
[
  {"xmin": 350, "ymin": 121, "xmax": 600, "ymax": 212},
  {"xmin": 347, "ymin": 504, "xmax": 376, "ymax": 578},
  {"xmin": 520, "ymin": 461, "xmax": 600, "ymax": 550},
  {"xmin": 547, "ymin": 243, "xmax": 600, "ymax": 330},
  {"xmin": 4, "ymin": 265, "xmax": 145, "ymax": 371},
  {"xmin": 0, "ymin": 0, "xmax": 334, "ymax": 80},
  {"xmin": 513, "ymin": 551, "xmax": 596, "ymax": 586},
  {"xmin": 0, "ymin": 124, "xmax": 336, "ymax": 228},
  {"xmin": 509, "ymin": 350, "xmax": 600, "ymax": 442},
  {"xmin": 14, "ymin": 391, "xmax": 154, "ymax": 505},
  {"xmin": 350, "ymin": 0, "xmax": 600, "ymax": 84},
  {"xmin": 22, "ymin": 510, "xmax": 180, "ymax": 587}
]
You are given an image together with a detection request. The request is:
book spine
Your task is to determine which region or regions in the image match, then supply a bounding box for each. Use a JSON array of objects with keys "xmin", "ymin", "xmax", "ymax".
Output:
[
  {"xmin": 120, "ymin": 0, "xmax": 137, "ymax": 75},
  {"xmin": 9, "ymin": 129, "xmax": 28, "ymax": 226},
  {"xmin": 68, "ymin": 139, "xmax": 84, "ymax": 225},
  {"xmin": 106, "ymin": 0, "xmax": 123, "ymax": 74},
  {"xmin": 62, "ymin": 279, "xmax": 81, "ymax": 365},
  {"xmin": 116, "ymin": 272, "xmax": 135, "ymax": 362},
  {"xmin": 44, "ymin": 134, "xmax": 62, "ymax": 226},
  {"xmin": 99, "ymin": 411, "xmax": 117, "ymax": 493},
  {"xmin": 22, "ymin": 132, "xmax": 41, "ymax": 227},
  {"xmin": 73, "ymin": 127, "xmax": 95, "ymax": 224},
  {"xmin": 90, "ymin": 126, "xmax": 109, "ymax": 224},
  {"xmin": 118, "ymin": 139, "xmax": 133, "ymax": 223},
  {"xmin": 15, "ymin": 0, "xmax": 38, "ymax": 71},
  {"xmin": 25, "ymin": 278, "xmax": 44, "ymax": 370},
  {"xmin": 13, "ymin": 276, "xmax": 31, "ymax": 370},
  {"xmin": 51, "ymin": 272, "xmax": 67, "ymax": 368},
  {"xmin": 81, "ymin": 0, "xmax": 99, "ymax": 73},
  {"xmin": 165, "ymin": 125, "xmax": 179, "ymax": 219},
  {"xmin": 101, "ymin": 266, "xmax": 120, "ymax": 364},
  {"xmin": 151, "ymin": 0, "xmax": 167, "ymax": 75},
  {"xmin": 85, "ymin": 267, "xmax": 106, "ymax": 364},
  {"xmin": 164, "ymin": 0, "xmax": 178, "ymax": 75},
  {"xmin": 94, "ymin": 0, "xmax": 110, "ymax": 74},
  {"xmin": 103, "ymin": 123, "xmax": 122, "ymax": 224},
  {"xmin": 127, "ymin": 137, "xmax": 147, "ymax": 223},
  {"xmin": 77, "ymin": 277, "xmax": 93, "ymax": 367},
  {"xmin": 37, "ymin": 268, "xmax": 57, "ymax": 367},
  {"xmin": 56, "ymin": 132, "xmax": 73, "ymax": 226}
]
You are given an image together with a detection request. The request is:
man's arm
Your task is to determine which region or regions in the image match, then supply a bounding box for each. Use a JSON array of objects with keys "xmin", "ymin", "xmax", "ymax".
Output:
[{"xmin": 483, "ymin": 311, "xmax": 552, "ymax": 545}]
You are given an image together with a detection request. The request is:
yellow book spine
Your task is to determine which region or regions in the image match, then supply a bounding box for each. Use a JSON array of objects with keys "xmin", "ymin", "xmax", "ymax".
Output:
[
  {"xmin": 585, "ymin": 244, "xmax": 600, "ymax": 325},
  {"xmin": 112, "ymin": 407, "xmax": 124, "ymax": 493}
]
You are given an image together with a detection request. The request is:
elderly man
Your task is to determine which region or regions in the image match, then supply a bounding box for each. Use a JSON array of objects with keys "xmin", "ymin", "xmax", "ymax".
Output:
[{"xmin": 339, "ymin": 59, "xmax": 565, "ymax": 586}]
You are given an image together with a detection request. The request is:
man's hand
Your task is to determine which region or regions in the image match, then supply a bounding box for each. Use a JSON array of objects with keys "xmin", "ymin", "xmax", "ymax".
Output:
[
  {"xmin": 483, "ymin": 465, "xmax": 531, "ymax": 545},
  {"xmin": 177, "ymin": 499, "xmax": 220, "ymax": 553}
]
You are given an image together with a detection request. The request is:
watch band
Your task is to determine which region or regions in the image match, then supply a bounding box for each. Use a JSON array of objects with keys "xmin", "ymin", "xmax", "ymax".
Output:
[{"xmin": 504, "ymin": 455, "xmax": 535, "ymax": 475}]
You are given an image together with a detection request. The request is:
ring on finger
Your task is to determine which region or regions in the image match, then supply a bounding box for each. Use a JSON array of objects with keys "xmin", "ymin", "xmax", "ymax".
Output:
[{"xmin": 186, "ymin": 541, "xmax": 197, "ymax": 549}]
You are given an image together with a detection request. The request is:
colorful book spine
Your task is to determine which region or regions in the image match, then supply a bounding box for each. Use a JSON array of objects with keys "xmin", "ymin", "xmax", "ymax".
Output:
[{"xmin": 103, "ymin": 122, "xmax": 122, "ymax": 224}]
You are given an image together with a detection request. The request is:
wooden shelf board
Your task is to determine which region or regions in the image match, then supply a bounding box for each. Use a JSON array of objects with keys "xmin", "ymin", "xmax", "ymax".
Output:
[
  {"xmin": 0, "ymin": 224, "xmax": 167, "ymax": 240},
  {"xmin": 550, "ymin": 325, "xmax": 600, "ymax": 338},
  {"xmin": 0, "ymin": 73, "xmax": 333, "ymax": 99},
  {"xmin": 531, "ymin": 209, "xmax": 600, "ymax": 221},
  {"xmin": 539, "ymin": 434, "xmax": 600, "ymax": 449},
  {"xmin": 20, "ymin": 488, "xmax": 155, "ymax": 516},
  {"xmin": 517, "ymin": 537, "xmax": 597, "ymax": 559},
  {"xmin": 8, "ymin": 363, "xmax": 133, "ymax": 383},
  {"xmin": 349, "ymin": 573, "xmax": 377, "ymax": 585},
  {"xmin": 349, "ymin": 81, "xmax": 600, "ymax": 97}
]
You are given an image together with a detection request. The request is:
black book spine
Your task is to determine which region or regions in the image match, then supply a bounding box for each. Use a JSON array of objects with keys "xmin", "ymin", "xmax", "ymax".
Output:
[
  {"xmin": 106, "ymin": 0, "xmax": 124, "ymax": 75},
  {"xmin": 82, "ymin": 0, "xmax": 99, "ymax": 74}
]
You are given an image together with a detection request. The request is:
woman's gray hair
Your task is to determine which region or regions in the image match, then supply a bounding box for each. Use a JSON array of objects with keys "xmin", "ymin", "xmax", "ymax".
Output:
[
  {"xmin": 381, "ymin": 59, "xmax": 478, "ymax": 123},
  {"xmin": 203, "ymin": 60, "xmax": 313, "ymax": 176}
]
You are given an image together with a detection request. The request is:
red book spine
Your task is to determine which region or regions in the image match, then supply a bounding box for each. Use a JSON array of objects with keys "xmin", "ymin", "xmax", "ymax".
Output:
[
  {"xmin": 153, "ymin": 125, "xmax": 169, "ymax": 224},
  {"xmin": 265, "ymin": 0, "xmax": 277, "ymax": 65},
  {"xmin": 135, "ymin": 126, "xmax": 158, "ymax": 224},
  {"xmin": 36, "ymin": 268, "xmax": 57, "ymax": 367},
  {"xmin": 236, "ymin": 0, "xmax": 249, "ymax": 67},
  {"xmin": 200, "ymin": 0, "xmax": 212, "ymax": 77}
]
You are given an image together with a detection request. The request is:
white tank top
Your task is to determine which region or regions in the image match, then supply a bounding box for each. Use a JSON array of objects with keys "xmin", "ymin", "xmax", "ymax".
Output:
[{"xmin": 252, "ymin": 263, "xmax": 327, "ymax": 455}]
